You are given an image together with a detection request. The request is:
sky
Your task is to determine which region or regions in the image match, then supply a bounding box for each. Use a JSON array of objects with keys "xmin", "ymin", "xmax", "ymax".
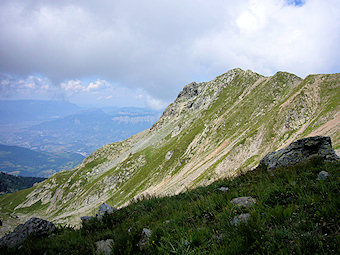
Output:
[{"xmin": 0, "ymin": 0, "xmax": 339, "ymax": 110}]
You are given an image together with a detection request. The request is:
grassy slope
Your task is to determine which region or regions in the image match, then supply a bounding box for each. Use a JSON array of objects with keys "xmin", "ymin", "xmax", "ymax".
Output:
[{"xmin": 1, "ymin": 158, "xmax": 339, "ymax": 254}]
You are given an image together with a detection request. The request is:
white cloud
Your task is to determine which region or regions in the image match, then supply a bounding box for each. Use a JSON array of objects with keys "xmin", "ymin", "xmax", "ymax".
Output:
[
  {"xmin": 0, "ymin": 0, "xmax": 339, "ymax": 106},
  {"xmin": 145, "ymin": 95, "xmax": 168, "ymax": 110}
]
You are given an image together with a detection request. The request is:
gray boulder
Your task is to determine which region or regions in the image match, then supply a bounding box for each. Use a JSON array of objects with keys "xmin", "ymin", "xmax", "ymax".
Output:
[
  {"xmin": 230, "ymin": 213, "xmax": 251, "ymax": 226},
  {"xmin": 95, "ymin": 239, "xmax": 114, "ymax": 255},
  {"xmin": 0, "ymin": 217, "xmax": 56, "ymax": 248},
  {"xmin": 259, "ymin": 136, "xmax": 339, "ymax": 170},
  {"xmin": 97, "ymin": 203, "xmax": 116, "ymax": 220},
  {"xmin": 231, "ymin": 197, "xmax": 256, "ymax": 208}
]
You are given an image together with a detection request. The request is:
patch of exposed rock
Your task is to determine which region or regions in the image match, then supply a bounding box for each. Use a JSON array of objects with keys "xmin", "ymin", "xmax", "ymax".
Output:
[
  {"xmin": 260, "ymin": 136, "xmax": 339, "ymax": 170},
  {"xmin": 0, "ymin": 217, "xmax": 56, "ymax": 248}
]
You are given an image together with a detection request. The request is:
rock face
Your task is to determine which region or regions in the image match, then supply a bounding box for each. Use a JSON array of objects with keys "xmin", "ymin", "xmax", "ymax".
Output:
[
  {"xmin": 260, "ymin": 136, "xmax": 339, "ymax": 170},
  {"xmin": 0, "ymin": 217, "xmax": 56, "ymax": 248}
]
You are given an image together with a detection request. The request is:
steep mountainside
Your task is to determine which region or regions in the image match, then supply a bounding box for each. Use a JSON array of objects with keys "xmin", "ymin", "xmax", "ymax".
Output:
[{"xmin": 0, "ymin": 68, "xmax": 339, "ymax": 229}]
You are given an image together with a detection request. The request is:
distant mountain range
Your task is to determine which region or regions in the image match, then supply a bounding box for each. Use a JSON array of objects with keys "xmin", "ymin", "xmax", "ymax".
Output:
[
  {"xmin": 0, "ymin": 144, "xmax": 84, "ymax": 177},
  {"xmin": 0, "ymin": 100, "xmax": 161, "ymax": 156}
]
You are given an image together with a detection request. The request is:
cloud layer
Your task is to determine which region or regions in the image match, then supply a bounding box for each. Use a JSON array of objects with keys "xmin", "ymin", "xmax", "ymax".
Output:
[{"xmin": 0, "ymin": 0, "xmax": 339, "ymax": 108}]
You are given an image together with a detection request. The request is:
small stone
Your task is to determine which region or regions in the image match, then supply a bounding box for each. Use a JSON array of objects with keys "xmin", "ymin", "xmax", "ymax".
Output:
[
  {"xmin": 230, "ymin": 197, "xmax": 256, "ymax": 208},
  {"xmin": 218, "ymin": 187, "xmax": 229, "ymax": 192},
  {"xmin": 317, "ymin": 171, "xmax": 329, "ymax": 180},
  {"xmin": 137, "ymin": 228, "xmax": 152, "ymax": 250},
  {"xmin": 230, "ymin": 213, "xmax": 251, "ymax": 226},
  {"xmin": 81, "ymin": 216, "xmax": 95, "ymax": 225},
  {"xmin": 96, "ymin": 239, "xmax": 114, "ymax": 255},
  {"xmin": 165, "ymin": 150, "xmax": 174, "ymax": 161}
]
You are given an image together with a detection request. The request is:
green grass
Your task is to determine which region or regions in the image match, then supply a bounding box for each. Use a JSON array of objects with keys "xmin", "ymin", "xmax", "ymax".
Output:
[{"xmin": 2, "ymin": 158, "xmax": 339, "ymax": 254}]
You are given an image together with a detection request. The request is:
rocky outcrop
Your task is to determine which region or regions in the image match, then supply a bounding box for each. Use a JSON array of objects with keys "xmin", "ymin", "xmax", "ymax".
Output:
[
  {"xmin": 259, "ymin": 136, "xmax": 339, "ymax": 170},
  {"xmin": 0, "ymin": 217, "xmax": 56, "ymax": 248}
]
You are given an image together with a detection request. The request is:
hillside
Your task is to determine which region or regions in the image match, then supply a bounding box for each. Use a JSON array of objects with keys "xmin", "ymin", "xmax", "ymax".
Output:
[
  {"xmin": 0, "ymin": 68, "xmax": 339, "ymax": 230},
  {"xmin": 0, "ymin": 172, "xmax": 45, "ymax": 194},
  {"xmin": 1, "ymin": 158, "xmax": 339, "ymax": 254},
  {"xmin": 0, "ymin": 144, "xmax": 84, "ymax": 177}
]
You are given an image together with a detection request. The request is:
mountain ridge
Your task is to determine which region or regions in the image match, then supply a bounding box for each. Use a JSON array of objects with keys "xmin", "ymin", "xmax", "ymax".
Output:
[{"xmin": 0, "ymin": 68, "xmax": 339, "ymax": 231}]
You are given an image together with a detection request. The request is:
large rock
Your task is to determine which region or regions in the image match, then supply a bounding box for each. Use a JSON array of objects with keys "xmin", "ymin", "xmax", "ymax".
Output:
[
  {"xmin": 259, "ymin": 136, "xmax": 339, "ymax": 170},
  {"xmin": 0, "ymin": 217, "xmax": 56, "ymax": 248}
]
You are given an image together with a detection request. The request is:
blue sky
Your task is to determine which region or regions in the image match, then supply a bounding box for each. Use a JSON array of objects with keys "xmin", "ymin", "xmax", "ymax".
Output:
[{"xmin": 0, "ymin": 0, "xmax": 339, "ymax": 109}]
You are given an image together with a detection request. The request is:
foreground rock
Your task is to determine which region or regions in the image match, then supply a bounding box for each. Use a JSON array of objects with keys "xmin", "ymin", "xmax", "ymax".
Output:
[
  {"xmin": 260, "ymin": 136, "xmax": 339, "ymax": 170},
  {"xmin": 81, "ymin": 203, "xmax": 117, "ymax": 224},
  {"xmin": 0, "ymin": 217, "xmax": 56, "ymax": 248}
]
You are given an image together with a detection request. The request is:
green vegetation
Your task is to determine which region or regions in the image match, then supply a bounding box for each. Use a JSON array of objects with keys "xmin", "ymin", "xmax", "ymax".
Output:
[
  {"xmin": 0, "ymin": 172, "xmax": 45, "ymax": 194},
  {"xmin": 2, "ymin": 159, "xmax": 338, "ymax": 254}
]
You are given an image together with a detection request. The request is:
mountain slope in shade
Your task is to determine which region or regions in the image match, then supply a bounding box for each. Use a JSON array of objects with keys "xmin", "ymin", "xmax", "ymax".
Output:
[
  {"xmin": 0, "ymin": 144, "xmax": 84, "ymax": 177},
  {"xmin": 0, "ymin": 68, "xmax": 339, "ymax": 229},
  {"xmin": 0, "ymin": 172, "xmax": 46, "ymax": 194}
]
